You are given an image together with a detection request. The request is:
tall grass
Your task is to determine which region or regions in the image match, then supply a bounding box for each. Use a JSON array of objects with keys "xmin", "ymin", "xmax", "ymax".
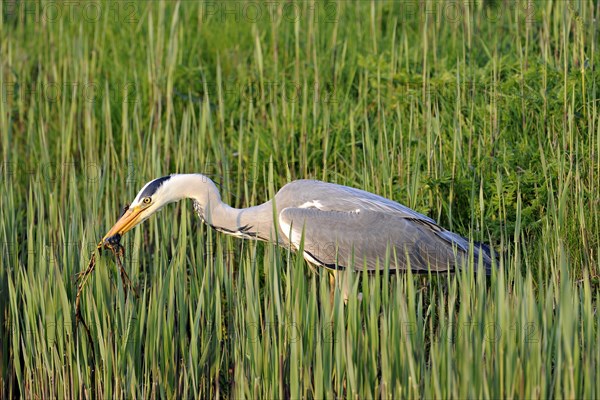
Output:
[{"xmin": 1, "ymin": 0, "xmax": 599, "ymax": 397}]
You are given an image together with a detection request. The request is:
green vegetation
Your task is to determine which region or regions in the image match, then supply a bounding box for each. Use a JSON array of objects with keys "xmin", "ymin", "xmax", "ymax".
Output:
[{"xmin": 1, "ymin": 0, "xmax": 599, "ymax": 397}]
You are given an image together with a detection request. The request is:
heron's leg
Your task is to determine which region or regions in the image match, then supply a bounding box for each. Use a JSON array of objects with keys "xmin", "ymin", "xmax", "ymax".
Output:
[
  {"xmin": 329, "ymin": 271, "xmax": 336, "ymax": 302},
  {"xmin": 333, "ymin": 270, "xmax": 363, "ymax": 303}
]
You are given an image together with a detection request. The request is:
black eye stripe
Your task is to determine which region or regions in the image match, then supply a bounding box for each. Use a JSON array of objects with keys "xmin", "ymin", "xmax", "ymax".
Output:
[{"xmin": 139, "ymin": 176, "xmax": 171, "ymax": 199}]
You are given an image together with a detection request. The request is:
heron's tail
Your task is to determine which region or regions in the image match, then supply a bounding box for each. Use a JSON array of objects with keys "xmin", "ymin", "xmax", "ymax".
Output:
[{"xmin": 438, "ymin": 230, "xmax": 498, "ymax": 275}]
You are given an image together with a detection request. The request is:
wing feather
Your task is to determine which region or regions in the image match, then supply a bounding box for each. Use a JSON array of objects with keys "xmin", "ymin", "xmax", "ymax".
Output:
[
  {"xmin": 279, "ymin": 207, "xmax": 471, "ymax": 272},
  {"xmin": 278, "ymin": 180, "xmax": 437, "ymax": 223}
]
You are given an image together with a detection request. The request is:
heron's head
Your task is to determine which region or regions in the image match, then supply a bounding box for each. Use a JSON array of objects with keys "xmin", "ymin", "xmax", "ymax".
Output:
[{"xmin": 102, "ymin": 175, "xmax": 180, "ymax": 245}]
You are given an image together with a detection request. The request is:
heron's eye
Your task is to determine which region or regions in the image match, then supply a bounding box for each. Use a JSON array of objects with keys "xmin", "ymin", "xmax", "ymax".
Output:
[{"xmin": 143, "ymin": 197, "xmax": 152, "ymax": 205}]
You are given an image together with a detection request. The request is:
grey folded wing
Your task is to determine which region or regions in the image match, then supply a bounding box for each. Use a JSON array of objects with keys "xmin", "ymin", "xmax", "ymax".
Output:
[{"xmin": 278, "ymin": 207, "xmax": 469, "ymax": 272}]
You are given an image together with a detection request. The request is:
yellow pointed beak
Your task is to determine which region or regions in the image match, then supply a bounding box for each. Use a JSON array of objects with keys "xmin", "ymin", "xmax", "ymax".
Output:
[{"xmin": 102, "ymin": 206, "xmax": 144, "ymax": 244}]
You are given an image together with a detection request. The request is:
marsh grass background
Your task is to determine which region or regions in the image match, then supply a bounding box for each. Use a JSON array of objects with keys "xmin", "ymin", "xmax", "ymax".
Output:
[{"xmin": 1, "ymin": 0, "xmax": 599, "ymax": 397}]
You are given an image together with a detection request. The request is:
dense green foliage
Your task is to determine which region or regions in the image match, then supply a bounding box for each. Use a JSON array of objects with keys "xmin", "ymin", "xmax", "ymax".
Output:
[{"xmin": 1, "ymin": 0, "xmax": 599, "ymax": 397}]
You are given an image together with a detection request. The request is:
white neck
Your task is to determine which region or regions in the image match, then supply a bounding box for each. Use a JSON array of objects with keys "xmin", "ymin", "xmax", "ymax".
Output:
[
  {"xmin": 158, "ymin": 174, "xmax": 275, "ymax": 241},
  {"xmin": 158, "ymin": 174, "xmax": 221, "ymax": 204}
]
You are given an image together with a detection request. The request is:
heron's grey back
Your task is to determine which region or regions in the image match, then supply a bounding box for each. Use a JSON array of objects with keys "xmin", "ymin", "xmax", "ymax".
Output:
[{"xmin": 275, "ymin": 180, "xmax": 493, "ymax": 272}]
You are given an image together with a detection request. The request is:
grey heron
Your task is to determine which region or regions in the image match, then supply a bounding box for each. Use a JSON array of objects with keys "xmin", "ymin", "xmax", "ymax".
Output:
[{"xmin": 102, "ymin": 174, "xmax": 494, "ymax": 282}]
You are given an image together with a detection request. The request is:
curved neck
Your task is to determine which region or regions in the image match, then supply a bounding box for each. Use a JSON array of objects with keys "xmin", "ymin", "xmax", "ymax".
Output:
[{"xmin": 169, "ymin": 174, "xmax": 275, "ymax": 241}]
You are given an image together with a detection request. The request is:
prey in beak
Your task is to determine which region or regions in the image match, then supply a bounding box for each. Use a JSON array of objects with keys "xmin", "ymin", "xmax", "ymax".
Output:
[
  {"xmin": 101, "ymin": 203, "xmax": 142, "ymax": 246},
  {"xmin": 77, "ymin": 177, "xmax": 174, "ymax": 358},
  {"xmin": 78, "ymin": 206, "xmax": 140, "ymax": 362},
  {"xmin": 93, "ymin": 201, "xmax": 141, "ymax": 296}
]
